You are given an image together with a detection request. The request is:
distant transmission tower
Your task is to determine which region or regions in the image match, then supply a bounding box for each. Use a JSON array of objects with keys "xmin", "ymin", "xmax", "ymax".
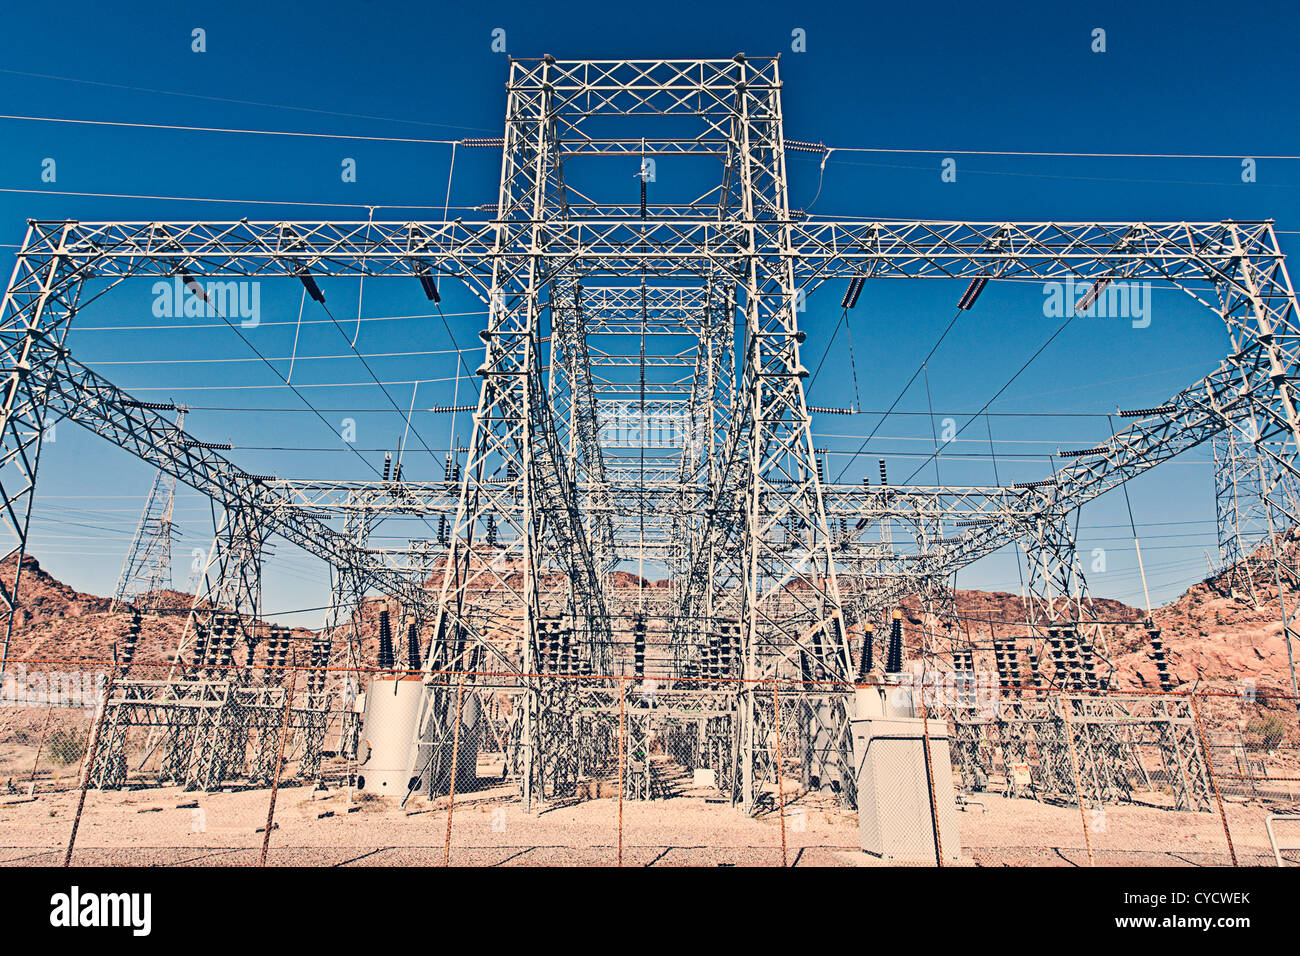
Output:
[
  {"xmin": 1212, "ymin": 419, "xmax": 1300, "ymax": 603},
  {"xmin": 111, "ymin": 405, "xmax": 186, "ymax": 611}
]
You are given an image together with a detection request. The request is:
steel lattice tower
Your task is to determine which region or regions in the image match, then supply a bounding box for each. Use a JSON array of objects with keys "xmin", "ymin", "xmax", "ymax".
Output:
[
  {"xmin": 111, "ymin": 406, "xmax": 186, "ymax": 611},
  {"xmin": 1, "ymin": 56, "xmax": 1298, "ymax": 807}
]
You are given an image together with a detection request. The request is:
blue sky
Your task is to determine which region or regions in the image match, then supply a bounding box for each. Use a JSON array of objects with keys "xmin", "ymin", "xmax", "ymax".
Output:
[{"xmin": 2, "ymin": 0, "xmax": 1299, "ymax": 626}]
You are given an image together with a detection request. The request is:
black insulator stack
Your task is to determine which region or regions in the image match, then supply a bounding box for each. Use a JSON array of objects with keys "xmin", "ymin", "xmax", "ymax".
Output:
[
  {"xmin": 558, "ymin": 626, "xmax": 572, "ymax": 675},
  {"xmin": 952, "ymin": 648, "xmax": 976, "ymax": 706},
  {"xmin": 1047, "ymin": 628, "xmax": 1067, "ymax": 686},
  {"xmin": 418, "ymin": 269, "xmax": 441, "ymax": 303},
  {"xmin": 266, "ymin": 626, "xmax": 289, "ymax": 681},
  {"xmin": 1147, "ymin": 619, "xmax": 1174, "ymax": 692},
  {"xmin": 857, "ymin": 624, "xmax": 874, "ymax": 680},
  {"xmin": 208, "ymin": 616, "xmax": 225, "ymax": 671},
  {"xmin": 1026, "ymin": 646, "xmax": 1044, "ymax": 688},
  {"xmin": 886, "ymin": 610, "xmax": 904, "ymax": 674},
  {"xmin": 382, "ymin": 453, "xmax": 392, "ymax": 481},
  {"xmin": 1061, "ymin": 628, "xmax": 1083, "ymax": 689},
  {"xmin": 445, "ymin": 453, "xmax": 456, "ymax": 486},
  {"xmin": 878, "ymin": 459, "xmax": 888, "ymax": 486},
  {"xmin": 192, "ymin": 622, "xmax": 209, "ymax": 672},
  {"xmin": 994, "ymin": 638, "xmax": 1021, "ymax": 691},
  {"xmin": 264, "ymin": 628, "xmax": 277, "ymax": 679},
  {"xmin": 120, "ymin": 607, "xmax": 142, "ymax": 667},
  {"xmin": 640, "ymin": 176, "xmax": 647, "ymax": 220},
  {"xmin": 708, "ymin": 622, "xmax": 738, "ymax": 686},
  {"xmin": 408, "ymin": 623, "xmax": 422, "ymax": 671},
  {"xmin": 506, "ymin": 460, "xmax": 518, "ymax": 482},
  {"xmin": 815, "ymin": 456, "xmax": 824, "ymax": 484},
  {"xmin": 485, "ymin": 514, "xmax": 498, "ymax": 546},
  {"xmin": 1078, "ymin": 276, "xmax": 1112, "ymax": 312},
  {"xmin": 1080, "ymin": 641, "xmax": 1099, "ymax": 689},
  {"xmin": 840, "ymin": 275, "xmax": 865, "ymax": 309},
  {"xmin": 957, "ymin": 276, "xmax": 988, "ymax": 311},
  {"xmin": 632, "ymin": 614, "xmax": 647, "ymax": 679},
  {"xmin": 298, "ymin": 271, "xmax": 326, "ymax": 304},
  {"xmin": 537, "ymin": 619, "xmax": 556, "ymax": 673},
  {"xmin": 724, "ymin": 621, "xmax": 739, "ymax": 679},
  {"xmin": 377, "ymin": 609, "xmax": 394, "ymax": 671},
  {"xmin": 438, "ymin": 514, "xmax": 449, "ymax": 545},
  {"xmin": 219, "ymin": 618, "xmax": 236, "ymax": 672},
  {"xmin": 549, "ymin": 621, "xmax": 562, "ymax": 673},
  {"xmin": 309, "ymin": 638, "xmax": 331, "ymax": 694}
]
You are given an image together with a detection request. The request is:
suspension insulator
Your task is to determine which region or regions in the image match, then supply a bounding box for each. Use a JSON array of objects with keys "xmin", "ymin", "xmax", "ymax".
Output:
[
  {"xmin": 120, "ymin": 608, "xmax": 142, "ymax": 667},
  {"xmin": 377, "ymin": 609, "xmax": 394, "ymax": 671},
  {"xmin": 633, "ymin": 614, "xmax": 647, "ymax": 679},
  {"xmin": 857, "ymin": 624, "xmax": 874, "ymax": 680},
  {"xmin": 886, "ymin": 610, "xmax": 904, "ymax": 674},
  {"xmin": 408, "ymin": 623, "xmax": 422, "ymax": 671}
]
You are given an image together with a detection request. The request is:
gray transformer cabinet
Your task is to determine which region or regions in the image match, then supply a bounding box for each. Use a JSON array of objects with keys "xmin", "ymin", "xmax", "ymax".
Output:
[{"xmin": 850, "ymin": 683, "xmax": 962, "ymax": 863}]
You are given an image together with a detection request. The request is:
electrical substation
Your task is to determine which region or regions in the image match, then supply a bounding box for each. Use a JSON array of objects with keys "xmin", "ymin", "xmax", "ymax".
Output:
[{"xmin": 3, "ymin": 56, "xmax": 1299, "ymax": 865}]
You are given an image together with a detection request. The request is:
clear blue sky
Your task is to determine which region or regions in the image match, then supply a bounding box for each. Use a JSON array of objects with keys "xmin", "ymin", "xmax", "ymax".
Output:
[{"xmin": 2, "ymin": 0, "xmax": 1298, "ymax": 626}]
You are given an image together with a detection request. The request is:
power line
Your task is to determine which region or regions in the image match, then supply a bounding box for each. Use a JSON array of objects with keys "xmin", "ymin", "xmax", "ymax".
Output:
[
  {"xmin": 0, "ymin": 111, "xmax": 463, "ymax": 144},
  {"xmin": 0, "ymin": 185, "xmax": 480, "ymax": 210},
  {"xmin": 0, "ymin": 66, "xmax": 498, "ymax": 134},
  {"xmin": 830, "ymin": 307, "xmax": 965, "ymax": 482},
  {"xmin": 803, "ymin": 141, "xmax": 1300, "ymax": 160}
]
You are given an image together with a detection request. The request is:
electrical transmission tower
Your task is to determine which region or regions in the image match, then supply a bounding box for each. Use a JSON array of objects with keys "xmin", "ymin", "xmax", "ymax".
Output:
[
  {"xmin": 111, "ymin": 405, "xmax": 186, "ymax": 611},
  {"xmin": 1212, "ymin": 421, "xmax": 1300, "ymax": 602},
  {"xmin": 1, "ymin": 56, "xmax": 1298, "ymax": 809}
]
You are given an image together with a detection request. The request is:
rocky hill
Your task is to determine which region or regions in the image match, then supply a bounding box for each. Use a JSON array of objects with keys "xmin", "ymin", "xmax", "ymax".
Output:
[{"xmin": 0, "ymin": 546, "xmax": 1297, "ymax": 700}]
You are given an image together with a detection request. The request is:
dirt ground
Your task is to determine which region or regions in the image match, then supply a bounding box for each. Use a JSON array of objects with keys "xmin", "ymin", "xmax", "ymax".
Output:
[{"xmin": 0, "ymin": 774, "xmax": 1290, "ymax": 866}]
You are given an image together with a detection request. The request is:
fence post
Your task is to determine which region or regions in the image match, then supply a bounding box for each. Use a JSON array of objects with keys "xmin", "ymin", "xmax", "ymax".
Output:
[
  {"xmin": 915, "ymin": 671, "xmax": 945, "ymax": 867},
  {"xmin": 617, "ymin": 675, "xmax": 626, "ymax": 867},
  {"xmin": 772, "ymin": 678, "xmax": 787, "ymax": 867},
  {"xmin": 63, "ymin": 667, "xmax": 116, "ymax": 866},
  {"xmin": 443, "ymin": 668, "xmax": 467, "ymax": 867},
  {"xmin": 1189, "ymin": 692, "xmax": 1238, "ymax": 866},
  {"xmin": 260, "ymin": 650, "xmax": 299, "ymax": 867},
  {"xmin": 27, "ymin": 703, "xmax": 55, "ymax": 792},
  {"xmin": 1058, "ymin": 696, "xmax": 1095, "ymax": 867}
]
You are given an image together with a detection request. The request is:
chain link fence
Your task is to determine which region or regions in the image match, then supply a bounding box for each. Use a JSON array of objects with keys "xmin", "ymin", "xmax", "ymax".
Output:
[{"xmin": 1, "ymin": 656, "xmax": 1297, "ymax": 866}]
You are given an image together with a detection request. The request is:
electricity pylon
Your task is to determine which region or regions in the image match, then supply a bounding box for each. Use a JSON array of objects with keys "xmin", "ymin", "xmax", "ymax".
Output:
[{"xmin": 111, "ymin": 405, "xmax": 186, "ymax": 611}]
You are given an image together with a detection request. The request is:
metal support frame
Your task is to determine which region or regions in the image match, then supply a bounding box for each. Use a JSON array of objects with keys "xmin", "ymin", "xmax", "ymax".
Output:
[{"xmin": 2, "ymin": 57, "xmax": 1300, "ymax": 806}]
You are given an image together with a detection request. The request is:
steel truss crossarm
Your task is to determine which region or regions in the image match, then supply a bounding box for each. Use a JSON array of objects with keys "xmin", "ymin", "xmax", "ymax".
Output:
[{"xmin": 32, "ymin": 346, "xmax": 431, "ymax": 611}]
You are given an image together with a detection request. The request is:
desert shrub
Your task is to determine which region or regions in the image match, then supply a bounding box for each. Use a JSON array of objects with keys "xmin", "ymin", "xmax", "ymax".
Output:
[
  {"xmin": 1246, "ymin": 713, "xmax": 1287, "ymax": 752},
  {"xmin": 45, "ymin": 727, "xmax": 87, "ymax": 766}
]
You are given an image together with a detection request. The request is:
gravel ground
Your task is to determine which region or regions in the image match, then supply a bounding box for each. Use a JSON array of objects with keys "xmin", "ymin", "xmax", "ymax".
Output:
[{"xmin": 0, "ymin": 779, "xmax": 1290, "ymax": 866}]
